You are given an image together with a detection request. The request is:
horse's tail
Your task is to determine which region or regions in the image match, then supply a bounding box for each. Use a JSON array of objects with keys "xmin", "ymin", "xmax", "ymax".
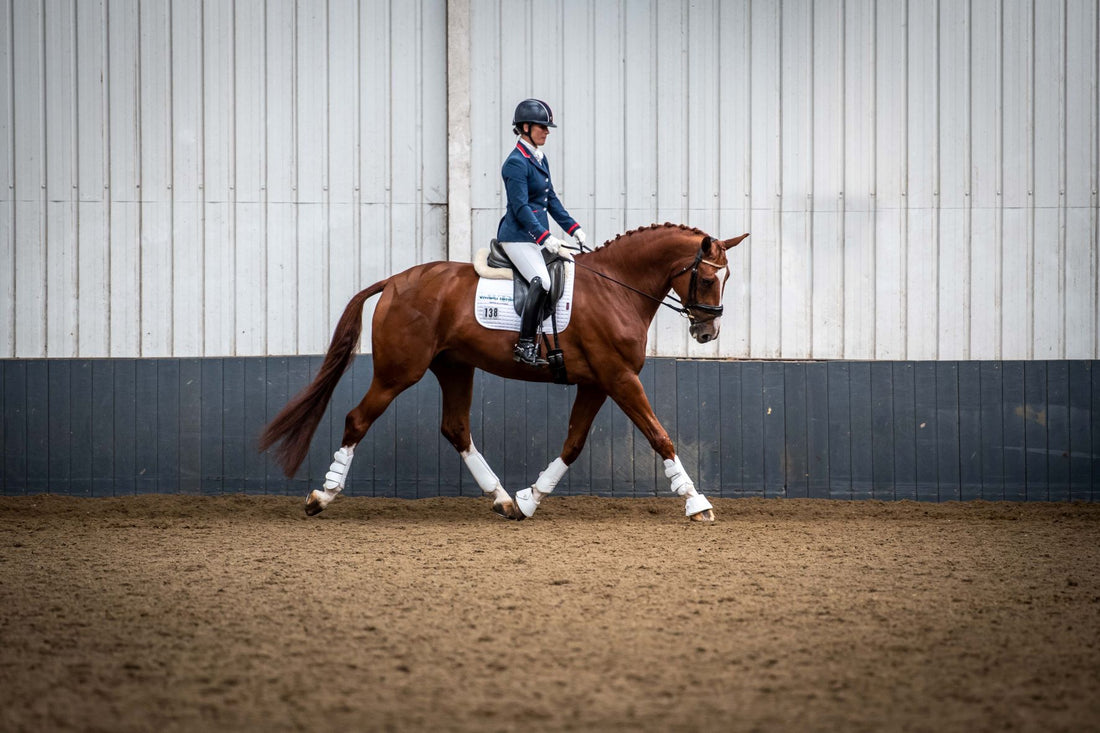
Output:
[{"xmin": 258, "ymin": 279, "xmax": 389, "ymax": 478}]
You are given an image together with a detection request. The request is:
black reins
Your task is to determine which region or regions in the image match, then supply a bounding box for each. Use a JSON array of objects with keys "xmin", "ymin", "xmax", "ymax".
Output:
[{"xmin": 567, "ymin": 238, "xmax": 726, "ymax": 323}]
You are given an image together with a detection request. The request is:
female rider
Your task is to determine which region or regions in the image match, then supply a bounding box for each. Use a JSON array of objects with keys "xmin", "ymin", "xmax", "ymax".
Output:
[{"xmin": 497, "ymin": 99, "xmax": 587, "ymax": 367}]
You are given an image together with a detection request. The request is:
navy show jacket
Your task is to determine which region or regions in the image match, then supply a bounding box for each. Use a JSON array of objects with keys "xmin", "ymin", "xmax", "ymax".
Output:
[{"xmin": 496, "ymin": 142, "xmax": 580, "ymax": 245}]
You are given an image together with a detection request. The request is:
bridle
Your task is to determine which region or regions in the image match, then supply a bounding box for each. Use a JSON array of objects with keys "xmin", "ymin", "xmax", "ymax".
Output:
[
  {"xmin": 570, "ymin": 237, "xmax": 727, "ymax": 323},
  {"xmin": 668, "ymin": 243, "xmax": 727, "ymax": 322}
]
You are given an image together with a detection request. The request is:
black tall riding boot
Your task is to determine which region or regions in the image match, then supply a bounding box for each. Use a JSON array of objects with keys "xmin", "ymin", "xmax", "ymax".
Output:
[{"xmin": 513, "ymin": 278, "xmax": 549, "ymax": 367}]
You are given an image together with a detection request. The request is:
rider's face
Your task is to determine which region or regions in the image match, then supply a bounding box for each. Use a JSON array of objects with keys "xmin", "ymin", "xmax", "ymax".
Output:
[{"xmin": 527, "ymin": 124, "xmax": 549, "ymax": 146}]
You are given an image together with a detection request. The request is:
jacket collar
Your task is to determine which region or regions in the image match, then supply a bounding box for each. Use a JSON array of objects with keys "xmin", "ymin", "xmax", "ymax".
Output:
[{"xmin": 515, "ymin": 142, "xmax": 549, "ymax": 173}]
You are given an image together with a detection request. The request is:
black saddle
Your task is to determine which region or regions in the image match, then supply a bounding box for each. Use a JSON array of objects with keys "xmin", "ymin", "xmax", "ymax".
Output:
[{"xmin": 487, "ymin": 239, "xmax": 567, "ymax": 319}]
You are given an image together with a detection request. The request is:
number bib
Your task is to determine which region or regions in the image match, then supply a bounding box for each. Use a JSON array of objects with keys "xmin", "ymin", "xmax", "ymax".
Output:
[{"xmin": 473, "ymin": 264, "xmax": 575, "ymax": 333}]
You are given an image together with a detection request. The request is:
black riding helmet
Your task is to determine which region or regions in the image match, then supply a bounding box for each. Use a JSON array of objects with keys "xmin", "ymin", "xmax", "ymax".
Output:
[{"xmin": 512, "ymin": 98, "xmax": 556, "ymax": 128}]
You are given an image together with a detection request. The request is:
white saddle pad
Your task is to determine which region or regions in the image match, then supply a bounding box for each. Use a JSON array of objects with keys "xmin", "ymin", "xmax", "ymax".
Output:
[{"xmin": 474, "ymin": 262, "xmax": 575, "ymax": 332}]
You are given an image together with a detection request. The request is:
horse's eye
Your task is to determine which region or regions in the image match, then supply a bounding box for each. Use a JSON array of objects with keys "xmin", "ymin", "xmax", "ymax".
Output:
[{"xmin": 701, "ymin": 277, "xmax": 717, "ymax": 288}]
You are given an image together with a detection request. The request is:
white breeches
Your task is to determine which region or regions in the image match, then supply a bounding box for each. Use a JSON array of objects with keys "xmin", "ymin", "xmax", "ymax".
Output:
[{"xmin": 501, "ymin": 241, "xmax": 551, "ymax": 291}]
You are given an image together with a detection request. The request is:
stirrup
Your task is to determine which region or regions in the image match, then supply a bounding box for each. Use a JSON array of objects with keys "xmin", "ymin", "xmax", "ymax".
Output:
[{"xmin": 513, "ymin": 339, "xmax": 548, "ymax": 367}]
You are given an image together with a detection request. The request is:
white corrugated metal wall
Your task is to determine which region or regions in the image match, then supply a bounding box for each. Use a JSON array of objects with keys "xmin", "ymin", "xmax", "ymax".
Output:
[
  {"xmin": 463, "ymin": 0, "xmax": 1099, "ymax": 360},
  {"xmin": 0, "ymin": 0, "xmax": 447, "ymax": 358},
  {"xmin": 1, "ymin": 0, "xmax": 1097, "ymax": 360}
]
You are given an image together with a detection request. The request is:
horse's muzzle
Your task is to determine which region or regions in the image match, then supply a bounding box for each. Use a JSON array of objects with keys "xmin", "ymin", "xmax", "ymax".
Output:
[{"xmin": 690, "ymin": 318, "xmax": 721, "ymax": 344}]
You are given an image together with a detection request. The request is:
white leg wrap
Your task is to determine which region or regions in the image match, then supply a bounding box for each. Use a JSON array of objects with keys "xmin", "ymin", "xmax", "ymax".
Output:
[
  {"xmin": 461, "ymin": 443, "xmax": 504, "ymax": 496},
  {"xmin": 663, "ymin": 456, "xmax": 697, "ymax": 497},
  {"xmin": 685, "ymin": 493, "xmax": 714, "ymax": 516},
  {"xmin": 323, "ymin": 446, "xmax": 355, "ymax": 492},
  {"xmin": 534, "ymin": 457, "xmax": 569, "ymax": 495},
  {"xmin": 517, "ymin": 457, "xmax": 570, "ymax": 518},
  {"xmin": 665, "ymin": 456, "xmax": 713, "ymax": 517}
]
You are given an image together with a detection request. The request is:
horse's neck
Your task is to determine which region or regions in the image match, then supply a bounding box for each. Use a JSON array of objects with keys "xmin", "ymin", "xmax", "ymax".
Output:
[{"xmin": 592, "ymin": 232, "xmax": 695, "ymax": 298}]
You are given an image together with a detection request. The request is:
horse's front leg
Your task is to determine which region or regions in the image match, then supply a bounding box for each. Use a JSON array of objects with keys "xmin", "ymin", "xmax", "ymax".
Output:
[
  {"xmin": 515, "ymin": 384, "xmax": 607, "ymax": 518},
  {"xmin": 606, "ymin": 373, "xmax": 715, "ymax": 522}
]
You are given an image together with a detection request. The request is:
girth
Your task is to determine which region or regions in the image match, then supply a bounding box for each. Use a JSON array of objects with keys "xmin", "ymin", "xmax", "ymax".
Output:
[{"xmin": 487, "ymin": 239, "xmax": 568, "ymax": 320}]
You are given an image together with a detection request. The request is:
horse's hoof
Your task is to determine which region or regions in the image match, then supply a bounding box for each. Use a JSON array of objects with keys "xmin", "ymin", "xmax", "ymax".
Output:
[
  {"xmin": 304, "ymin": 490, "xmax": 327, "ymax": 516},
  {"xmin": 689, "ymin": 508, "xmax": 716, "ymax": 522},
  {"xmin": 515, "ymin": 488, "xmax": 539, "ymax": 519},
  {"xmin": 492, "ymin": 500, "xmax": 524, "ymax": 521}
]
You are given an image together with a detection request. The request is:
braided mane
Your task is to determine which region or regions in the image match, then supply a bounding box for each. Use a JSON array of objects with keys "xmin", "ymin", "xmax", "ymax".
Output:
[{"xmin": 596, "ymin": 222, "xmax": 709, "ymax": 250}]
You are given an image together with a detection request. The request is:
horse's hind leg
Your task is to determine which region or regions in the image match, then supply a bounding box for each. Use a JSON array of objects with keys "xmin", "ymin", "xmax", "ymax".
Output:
[
  {"xmin": 432, "ymin": 359, "xmax": 522, "ymax": 520},
  {"xmin": 304, "ymin": 375, "xmax": 414, "ymax": 516}
]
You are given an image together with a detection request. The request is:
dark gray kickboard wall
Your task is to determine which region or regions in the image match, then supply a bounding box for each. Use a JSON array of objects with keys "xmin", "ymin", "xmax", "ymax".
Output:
[{"xmin": 1, "ymin": 358, "xmax": 1096, "ymax": 501}]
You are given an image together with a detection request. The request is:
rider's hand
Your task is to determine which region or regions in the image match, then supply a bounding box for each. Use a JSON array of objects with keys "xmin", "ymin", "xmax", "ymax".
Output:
[
  {"xmin": 573, "ymin": 228, "xmax": 587, "ymax": 248},
  {"xmin": 543, "ymin": 236, "xmax": 566, "ymax": 254}
]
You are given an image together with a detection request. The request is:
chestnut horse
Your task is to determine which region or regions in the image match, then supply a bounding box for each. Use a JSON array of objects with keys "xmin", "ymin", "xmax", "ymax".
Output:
[{"xmin": 259, "ymin": 223, "xmax": 748, "ymax": 521}]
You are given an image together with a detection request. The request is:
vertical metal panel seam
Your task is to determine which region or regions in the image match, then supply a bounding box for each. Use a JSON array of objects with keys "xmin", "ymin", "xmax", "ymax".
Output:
[
  {"xmin": 964, "ymin": 0, "xmax": 973, "ymax": 359},
  {"xmin": 838, "ymin": 0, "xmax": 847, "ymax": 358},
  {"xmin": 999, "ymin": 358, "xmax": 1008, "ymax": 497},
  {"xmin": 777, "ymin": 0, "xmax": 784, "ymax": 356},
  {"xmin": 102, "ymin": 0, "xmax": 113, "ymax": 357},
  {"xmin": 955, "ymin": 359, "xmax": 964, "ymax": 498},
  {"xmin": 524, "ymin": 0, "xmax": 532, "ymax": 92},
  {"xmin": 846, "ymin": 361, "xmax": 855, "ymax": 498},
  {"xmin": 1095, "ymin": 0, "xmax": 1100, "ymax": 359},
  {"xmin": 38, "ymin": 2, "xmax": 48, "ymax": 356},
  {"xmin": 291, "ymin": 0, "xmax": 300, "ymax": 353},
  {"xmin": 4, "ymin": 1, "xmax": 13, "ymax": 356},
  {"xmin": 652, "ymin": 0, "xmax": 658, "ymax": 225},
  {"xmin": 385, "ymin": 0, "xmax": 393, "ymax": 277},
  {"xmin": 1026, "ymin": 0, "xmax": 1035, "ymax": 358},
  {"xmin": 353, "ymin": 0, "xmax": 361, "ymax": 292},
  {"xmin": 901, "ymin": 0, "xmax": 910, "ymax": 360},
  {"xmin": 199, "ymin": 0, "xmax": 207, "ymax": 357},
  {"xmin": 808, "ymin": 0, "xmax": 816, "ymax": 357},
  {"xmin": 1043, "ymin": 359, "xmax": 1051, "ymax": 499},
  {"xmin": 167, "ymin": 0, "xmax": 176, "ymax": 356},
  {"xmin": 744, "ymin": 0, "xmax": 752, "ymax": 354},
  {"xmin": 995, "ymin": 0, "xmax": 1004, "ymax": 359},
  {"xmin": 621, "ymin": 0, "xmax": 629, "ymax": 223},
  {"xmin": 680, "ymin": 0, "xmax": 688, "ymax": 224},
  {"xmin": 651, "ymin": 0, "xmax": 660, "ymax": 226},
  {"xmin": 228, "ymin": 0, "xmax": 238, "ymax": 357},
  {"xmin": 1058, "ymin": 0, "xmax": 1068, "ymax": 358},
  {"xmin": 712, "ymin": 0, "xmax": 721, "ymax": 212},
  {"xmin": 135, "ymin": 1, "xmax": 144, "ymax": 358},
  {"xmin": 870, "ymin": 0, "xmax": 878, "ymax": 358},
  {"xmin": 812, "ymin": 360, "xmax": 819, "ymax": 494},
  {"xmin": 932, "ymin": 0, "xmax": 941, "ymax": 361},
  {"xmin": 323, "ymin": 0, "xmax": 332, "ymax": 332},
  {"xmin": 932, "ymin": 361, "xmax": 940, "ymax": 499},
  {"xmin": 260, "ymin": 0, "xmax": 270, "ymax": 356},
  {"xmin": 70, "ymin": 0, "xmax": 81, "ymax": 355},
  {"xmin": 416, "ymin": 0, "xmax": 424, "ymax": 264}
]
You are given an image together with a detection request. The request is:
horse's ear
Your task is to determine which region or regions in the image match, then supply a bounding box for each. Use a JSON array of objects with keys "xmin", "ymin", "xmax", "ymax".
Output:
[{"xmin": 722, "ymin": 233, "xmax": 750, "ymax": 250}]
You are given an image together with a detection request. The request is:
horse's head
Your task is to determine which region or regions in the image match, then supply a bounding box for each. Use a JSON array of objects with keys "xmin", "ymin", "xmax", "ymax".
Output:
[{"xmin": 671, "ymin": 233, "xmax": 749, "ymax": 344}]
